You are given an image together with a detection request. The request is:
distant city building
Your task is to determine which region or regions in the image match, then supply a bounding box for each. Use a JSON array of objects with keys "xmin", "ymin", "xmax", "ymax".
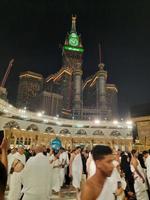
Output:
[
  {"xmin": 16, "ymin": 16, "xmax": 118, "ymax": 120},
  {"xmin": 17, "ymin": 71, "xmax": 43, "ymax": 108},
  {"xmin": 31, "ymin": 91, "xmax": 63, "ymax": 116},
  {"xmin": 131, "ymin": 103, "xmax": 150, "ymax": 149}
]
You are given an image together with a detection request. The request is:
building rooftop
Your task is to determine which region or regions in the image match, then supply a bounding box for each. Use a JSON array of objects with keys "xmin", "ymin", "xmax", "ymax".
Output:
[{"xmin": 20, "ymin": 71, "xmax": 43, "ymax": 79}]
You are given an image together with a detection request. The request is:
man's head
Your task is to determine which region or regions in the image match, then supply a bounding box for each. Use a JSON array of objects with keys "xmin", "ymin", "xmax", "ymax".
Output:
[
  {"xmin": 143, "ymin": 150, "xmax": 149, "ymax": 159},
  {"xmin": 131, "ymin": 149, "xmax": 138, "ymax": 157},
  {"xmin": 17, "ymin": 145, "xmax": 25, "ymax": 155},
  {"xmin": 34, "ymin": 144, "xmax": 44, "ymax": 154},
  {"xmin": 59, "ymin": 147, "xmax": 65, "ymax": 153},
  {"xmin": 92, "ymin": 145, "xmax": 114, "ymax": 177},
  {"xmin": 75, "ymin": 146, "xmax": 81, "ymax": 154}
]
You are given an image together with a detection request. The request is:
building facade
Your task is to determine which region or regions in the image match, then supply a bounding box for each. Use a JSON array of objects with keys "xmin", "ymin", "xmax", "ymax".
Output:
[
  {"xmin": 16, "ymin": 16, "xmax": 118, "ymax": 120},
  {"xmin": 0, "ymin": 98, "xmax": 132, "ymax": 151},
  {"xmin": 131, "ymin": 103, "xmax": 150, "ymax": 150}
]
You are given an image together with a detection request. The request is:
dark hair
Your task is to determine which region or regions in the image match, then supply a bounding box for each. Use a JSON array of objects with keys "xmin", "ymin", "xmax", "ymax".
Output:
[
  {"xmin": 75, "ymin": 146, "xmax": 81, "ymax": 151},
  {"xmin": 0, "ymin": 161, "xmax": 7, "ymax": 195},
  {"xmin": 92, "ymin": 145, "xmax": 112, "ymax": 161},
  {"xmin": 131, "ymin": 149, "xmax": 136, "ymax": 155},
  {"xmin": 143, "ymin": 150, "xmax": 148, "ymax": 155},
  {"xmin": 138, "ymin": 153, "xmax": 146, "ymax": 169}
]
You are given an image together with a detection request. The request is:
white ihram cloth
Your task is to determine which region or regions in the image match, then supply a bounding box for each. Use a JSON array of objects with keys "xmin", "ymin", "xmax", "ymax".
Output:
[
  {"xmin": 59, "ymin": 151, "xmax": 69, "ymax": 186},
  {"xmin": 8, "ymin": 152, "xmax": 26, "ymax": 200},
  {"xmin": 21, "ymin": 153, "xmax": 52, "ymax": 200},
  {"xmin": 110, "ymin": 161, "xmax": 126, "ymax": 200},
  {"xmin": 72, "ymin": 153, "xmax": 83, "ymax": 189},
  {"xmin": 86, "ymin": 153, "xmax": 96, "ymax": 178},
  {"xmin": 52, "ymin": 159, "xmax": 61, "ymax": 192},
  {"xmin": 7, "ymin": 153, "xmax": 15, "ymax": 186},
  {"xmin": 131, "ymin": 163, "xmax": 149, "ymax": 200},
  {"xmin": 145, "ymin": 155, "xmax": 150, "ymax": 186},
  {"xmin": 96, "ymin": 178, "xmax": 114, "ymax": 200}
]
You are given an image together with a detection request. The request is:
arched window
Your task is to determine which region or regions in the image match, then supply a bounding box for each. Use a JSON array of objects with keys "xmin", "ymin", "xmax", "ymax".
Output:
[
  {"xmin": 59, "ymin": 129, "xmax": 71, "ymax": 135},
  {"xmin": 93, "ymin": 130, "xmax": 104, "ymax": 136},
  {"xmin": 3, "ymin": 120, "xmax": 20, "ymax": 129},
  {"xmin": 16, "ymin": 138, "xmax": 19, "ymax": 144},
  {"xmin": 45, "ymin": 127, "xmax": 54, "ymax": 133},
  {"xmin": 20, "ymin": 137, "xmax": 23, "ymax": 143},
  {"xmin": 76, "ymin": 129, "xmax": 87, "ymax": 135},
  {"xmin": 28, "ymin": 138, "xmax": 31, "ymax": 145},
  {"xmin": 26, "ymin": 124, "xmax": 39, "ymax": 131},
  {"xmin": 110, "ymin": 130, "xmax": 121, "ymax": 137},
  {"xmin": 24, "ymin": 138, "xmax": 28, "ymax": 145}
]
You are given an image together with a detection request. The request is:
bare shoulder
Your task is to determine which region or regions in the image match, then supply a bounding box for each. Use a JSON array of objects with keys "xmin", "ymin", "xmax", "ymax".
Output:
[
  {"xmin": 131, "ymin": 157, "xmax": 138, "ymax": 167},
  {"xmin": 81, "ymin": 178, "xmax": 99, "ymax": 200}
]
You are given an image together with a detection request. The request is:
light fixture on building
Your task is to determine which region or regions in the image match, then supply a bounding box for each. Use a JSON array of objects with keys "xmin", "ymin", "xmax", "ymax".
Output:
[
  {"xmin": 76, "ymin": 124, "xmax": 84, "ymax": 128},
  {"xmin": 113, "ymin": 120, "xmax": 118, "ymax": 125},
  {"xmin": 56, "ymin": 121, "xmax": 62, "ymax": 126},
  {"xmin": 94, "ymin": 119, "xmax": 100, "ymax": 124},
  {"xmin": 43, "ymin": 119, "xmax": 48, "ymax": 123},
  {"xmin": 127, "ymin": 125, "xmax": 133, "ymax": 129},
  {"xmin": 37, "ymin": 112, "xmax": 42, "ymax": 117},
  {"xmin": 126, "ymin": 120, "xmax": 133, "ymax": 125}
]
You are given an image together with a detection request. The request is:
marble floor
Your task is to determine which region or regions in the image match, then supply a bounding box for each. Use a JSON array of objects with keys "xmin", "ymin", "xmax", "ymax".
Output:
[{"xmin": 5, "ymin": 187, "xmax": 77, "ymax": 200}]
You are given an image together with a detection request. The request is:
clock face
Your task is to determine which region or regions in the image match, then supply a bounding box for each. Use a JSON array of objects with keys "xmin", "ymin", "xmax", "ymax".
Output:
[{"xmin": 69, "ymin": 37, "xmax": 79, "ymax": 47}]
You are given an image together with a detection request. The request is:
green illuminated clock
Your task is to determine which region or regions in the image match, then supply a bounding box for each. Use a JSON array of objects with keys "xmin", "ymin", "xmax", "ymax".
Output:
[{"xmin": 69, "ymin": 33, "xmax": 79, "ymax": 47}]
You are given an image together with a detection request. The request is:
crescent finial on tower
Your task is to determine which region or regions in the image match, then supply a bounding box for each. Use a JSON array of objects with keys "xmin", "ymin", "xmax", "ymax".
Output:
[{"xmin": 71, "ymin": 15, "xmax": 77, "ymax": 33}]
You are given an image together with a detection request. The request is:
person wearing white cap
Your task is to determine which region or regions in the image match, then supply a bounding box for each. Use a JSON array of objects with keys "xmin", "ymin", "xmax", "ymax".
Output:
[{"xmin": 8, "ymin": 144, "xmax": 26, "ymax": 200}]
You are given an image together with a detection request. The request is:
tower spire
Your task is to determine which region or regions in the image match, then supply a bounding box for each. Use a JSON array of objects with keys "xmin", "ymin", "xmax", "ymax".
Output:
[
  {"xmin": 99, "ymin": 43, "xmax": 102, "ymax": 64},
  {"xmin": 98, "ymin": 42, "xmax": 104, "ymax": 70},
  {"xmin": 71, "ymin": 15, "xmax": 77, "ymax": 33}
]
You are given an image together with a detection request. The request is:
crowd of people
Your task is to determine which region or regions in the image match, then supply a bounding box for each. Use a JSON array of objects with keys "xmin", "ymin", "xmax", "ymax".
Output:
[{"xmin": 1, "ymin": 137, "xmax": 150, "ymax": 200}]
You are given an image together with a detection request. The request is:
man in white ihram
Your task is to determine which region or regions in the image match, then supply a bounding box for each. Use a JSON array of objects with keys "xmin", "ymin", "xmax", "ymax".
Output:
[
  {"xmin": 21, "ymin": 145, "xmax": 52, "ymax": 200},
  {"xmin": 59, "ymin": 147, "xmax": 69, "ymax": 187},
  {"xmin": 8, "ymin": 144, "xmax": 26, "ymax": 200},
  {"xmin": 69, "ymin": 147, "xmax": 83, "ymax": 200},
  {"xmin": 143, "ymin": 150, "xmax": 150, "ymax": 186}
]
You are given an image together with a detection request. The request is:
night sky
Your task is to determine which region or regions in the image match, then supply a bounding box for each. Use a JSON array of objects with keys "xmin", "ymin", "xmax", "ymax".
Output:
[{"xmin": 0, "ymin": 0, "xmax": 150, "ymax": 117}]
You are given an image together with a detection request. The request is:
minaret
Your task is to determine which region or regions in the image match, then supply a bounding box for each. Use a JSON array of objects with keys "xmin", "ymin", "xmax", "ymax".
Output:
[
  {"xmin": 72, "ymin": 62, "xmax": 83, "ymax": 119},
  {"xmin": 96, "ymin": 44, "xmax": 107, "ymax": 119},
  {"xmin": 69, "ymin": 16, "xmax": 83, "ymax": 119}
]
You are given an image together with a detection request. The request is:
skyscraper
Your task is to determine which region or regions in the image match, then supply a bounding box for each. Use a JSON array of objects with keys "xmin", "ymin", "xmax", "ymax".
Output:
[{"xmin": 16, "ymin": 16, "xmax": 118, "ymax": 120}]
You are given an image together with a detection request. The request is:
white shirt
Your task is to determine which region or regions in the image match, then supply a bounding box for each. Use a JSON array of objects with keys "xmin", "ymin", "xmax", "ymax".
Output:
[
  {"xmin": 59, "ymin": 151, "xmax": 69, "ymax": 166},
  {"xmin": 145, "ymin": 155, "xmax": 150, "ymax": 180},
  {"xmin": 21, "ymin": 153, "xmax": 51, "ymax": 196}
]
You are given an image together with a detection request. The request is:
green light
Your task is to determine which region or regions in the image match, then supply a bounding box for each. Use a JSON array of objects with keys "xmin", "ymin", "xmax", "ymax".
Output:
[
  {"xmin": 69, "ymin": 33, "xmax": 78, "ymax": 38},
  {"xmin": 64, "ymin": 45, "xmax": 84, "ymax": 53}
]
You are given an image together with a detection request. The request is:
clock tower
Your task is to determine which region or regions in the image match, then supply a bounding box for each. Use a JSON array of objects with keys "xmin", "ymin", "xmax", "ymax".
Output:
[
  {"xmin": 62, "ymin": 15, "xmax": 84, "ymax": 68},
  {"xmin": 62, "ymin": 16, "xmax": 84, "ymax": 119}
]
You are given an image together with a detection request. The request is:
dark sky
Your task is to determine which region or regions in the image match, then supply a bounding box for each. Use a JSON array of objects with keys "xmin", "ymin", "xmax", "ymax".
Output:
[{"xmin": 0, "ymin": 0, "xmax": 150, "ymax": 117}]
